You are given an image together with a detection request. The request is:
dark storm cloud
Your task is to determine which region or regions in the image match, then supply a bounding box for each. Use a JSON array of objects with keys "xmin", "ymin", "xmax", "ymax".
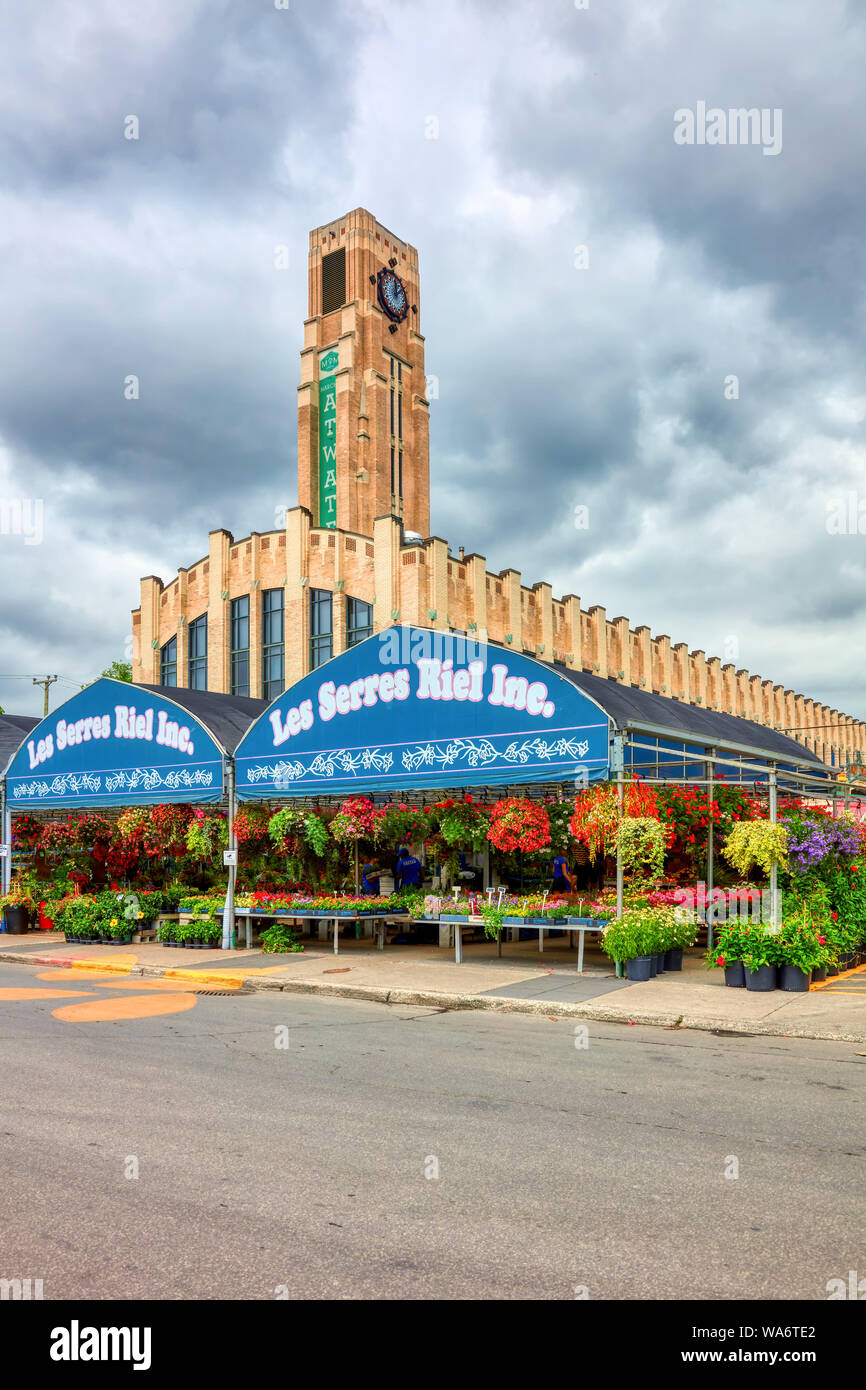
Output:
[{"xmin": 0, "ymin": 0, "xmax": 864, "ymax": 722}]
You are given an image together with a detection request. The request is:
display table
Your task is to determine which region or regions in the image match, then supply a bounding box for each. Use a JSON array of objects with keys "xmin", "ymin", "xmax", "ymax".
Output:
[
  {"xmin": 422, "ymin": 917, "xmax": 607, "ymax": 967},
  {"xmin": 229, "ymin": 910, "xmax": 409, "ymax": 954}
]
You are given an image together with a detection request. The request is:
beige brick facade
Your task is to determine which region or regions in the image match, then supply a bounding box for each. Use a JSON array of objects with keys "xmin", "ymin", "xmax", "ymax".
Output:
[{"xmin": 131, "ymin": 208, "xmax": 866, "ymax": 772}]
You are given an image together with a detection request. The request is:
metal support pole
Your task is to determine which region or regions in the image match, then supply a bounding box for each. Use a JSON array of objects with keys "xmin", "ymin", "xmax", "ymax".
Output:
[
  {"xmin": 768, "ymin": 764, "xmax": 778, "ymax": 931},
  {"xmin": 0, "ymin": 781, "xmax": 10, "ymax": 895},
  {"xmin": 354, "ymin": 842, "xmax": 359, "ymax": 895},
  {"xmin": 614, "ymin": 733, "xmax": 625, "ymax": 973},
  {"xmin": 614, "ymin": 734, "xmax": 624, "ymax": 926},
  {"xmin": 706, "ymin": 750, "xmax": 714, "ymax": 951},
  {"xmin": 222, "ymin": 760, "xmax": 237, "ymax": 951}
]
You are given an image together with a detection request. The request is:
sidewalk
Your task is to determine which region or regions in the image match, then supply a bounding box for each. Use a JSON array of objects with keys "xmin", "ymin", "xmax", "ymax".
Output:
[{"xmin": 2, "ymin": 932, "xmax": 866, "ymax": 1042}]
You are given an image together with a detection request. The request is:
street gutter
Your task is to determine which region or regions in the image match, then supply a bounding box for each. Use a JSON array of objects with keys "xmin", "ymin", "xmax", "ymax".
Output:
[{"xmin": 1, "ymin": 950, "xmax": 865, "ymax": 1044}]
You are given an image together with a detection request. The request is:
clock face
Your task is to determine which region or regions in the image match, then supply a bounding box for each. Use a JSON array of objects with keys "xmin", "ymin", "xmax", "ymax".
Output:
[{"xmin": 377, "ymin": 268, "xmax": 409, "ymax": 323}]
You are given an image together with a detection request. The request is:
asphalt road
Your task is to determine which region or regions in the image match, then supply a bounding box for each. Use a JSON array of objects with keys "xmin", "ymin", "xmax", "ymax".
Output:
[{"xmin": 0, "ymin": 959, "xmax": 863, "ymax": 1300}]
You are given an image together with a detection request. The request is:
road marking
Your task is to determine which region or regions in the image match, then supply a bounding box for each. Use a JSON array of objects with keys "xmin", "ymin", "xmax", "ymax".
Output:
[
  {"xmin": 36, "ymin": 969, "xmax": 132, "ymax": 982},
  {"xmin": 0, "ymin": 987, "xmax": 96, "ymax": 1000},
  {"xmin": 51, "ymin": 993, "xmax": 199, "ymax": 1022}
]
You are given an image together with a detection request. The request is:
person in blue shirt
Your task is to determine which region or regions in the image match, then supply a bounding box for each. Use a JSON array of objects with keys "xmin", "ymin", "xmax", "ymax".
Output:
[
  {"xmin": 551, "ymin": 854, "xmax": 573, "ymax": 894},
  {"xmin": 361, "ymin": 857, "xmax": 381, "ymax": 896},
  {"xmin": 395, "ymin": 847, "xmax": 422, "ymax": 890}
]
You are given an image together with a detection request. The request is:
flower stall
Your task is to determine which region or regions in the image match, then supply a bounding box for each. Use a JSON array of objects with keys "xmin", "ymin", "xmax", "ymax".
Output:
[
  {"xmin": 3, "ymin": 629, "xmax": 864, "ymax": 974},
  {"xmin": 0, "ymin": 678, "xmax": 267, "ymax": 947}
]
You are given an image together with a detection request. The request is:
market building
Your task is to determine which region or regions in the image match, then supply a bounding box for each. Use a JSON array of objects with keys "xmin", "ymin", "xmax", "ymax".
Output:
[{"xmin": 131, "ymin": 207, "xmax": 866, "ymax": 771}]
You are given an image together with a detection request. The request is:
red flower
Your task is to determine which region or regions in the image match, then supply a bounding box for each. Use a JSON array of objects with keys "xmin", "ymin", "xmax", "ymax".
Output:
[{"xmin": 716, "ymin": 956, "xmax": 725, "ymax": 965}]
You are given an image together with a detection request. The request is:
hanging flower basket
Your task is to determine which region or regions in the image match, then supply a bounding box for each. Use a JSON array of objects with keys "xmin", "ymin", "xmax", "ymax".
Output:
[
  {"xmin": 487, "ymin": 799, "xmax": 551, "ymax": 853},
  {"xmin": 329, "ymin": 796, "xmax": 383, "ymax": 845}
]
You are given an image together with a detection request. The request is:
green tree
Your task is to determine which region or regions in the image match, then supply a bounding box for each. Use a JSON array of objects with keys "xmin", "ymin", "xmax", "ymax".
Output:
[{"xmin": 100, "ymin": 661, "xmax": 132, "ymax": 683}]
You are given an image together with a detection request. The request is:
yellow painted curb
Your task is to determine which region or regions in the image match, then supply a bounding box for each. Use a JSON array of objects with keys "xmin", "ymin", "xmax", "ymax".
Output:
[
  {"xmin": 163, "ymin": 969, "xmax": 245, "ymax": 987},
  {"xmin": 41, "ymin": 959, "xmax": 134, "ymax": 976}
]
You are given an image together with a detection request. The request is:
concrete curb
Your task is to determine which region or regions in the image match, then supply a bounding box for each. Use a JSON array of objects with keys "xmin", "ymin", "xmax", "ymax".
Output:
[{"xmin": 3, "ymin": 951, "xmax": 865, "ymax": 1043}]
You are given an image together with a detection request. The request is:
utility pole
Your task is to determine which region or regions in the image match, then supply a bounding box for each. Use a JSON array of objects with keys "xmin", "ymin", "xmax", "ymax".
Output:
[{"xmin": 33, "ymin": 674, "xmax": 58, "ymax": 716}]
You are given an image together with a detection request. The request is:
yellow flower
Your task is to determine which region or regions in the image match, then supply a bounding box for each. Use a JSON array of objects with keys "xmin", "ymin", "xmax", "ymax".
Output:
[
  {"xmin": 110, "ymin": 918, "xmax": 118, "ymax": 926},
  {"xmin": 137, "ymin": 911, "xmax": 143, "ymax": 919}
]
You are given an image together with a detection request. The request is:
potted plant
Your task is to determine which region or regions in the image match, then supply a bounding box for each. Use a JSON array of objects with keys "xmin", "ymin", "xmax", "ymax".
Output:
[
  {"xmin": 200, "ymin": 918, "xmax": 222, "ymax": 949},
  {"xmin": 776, "ymin": 913, "xmax": 825, "ymax": 991},
  {"xmin": 665, "ymin": 907, "xmax": 697, "ymax": 971},
  {"xmin": 709, "ymin": 919, "xmax": 748, "ymax": 987},
  {"xmin": 615, "ymin": 817, "xmax": 667, "ymax": 884},
  {"xmin": 722, "ymin": 820, "xmax": 789, "ymax": 879},
  {"xmin": 108, "ymin": 915, "xmax": 134, "ymax": 945},
  {"xmin": 740, "ymin": 926, "xmax": 781, "ymax": 992},
  {"xmin": 481, "ymin": 902, "xmax": 505, "ymax": 941},
  {"xmin": 175, "ymin": 919, "xmax": 196, "ymax": 949},
  {"xmin": 157, "ymin": 920, "xmax": 177, "ymax": 947},
  {"xmin": 487, "ymin": 798, "xmax": 551, "ymax": 854},
  {"xmin": 260, "ymin": 920, "xmax": 302, "ymax": 953},
  {"xmin": 601, "ymin": 908, "xmax": 655, "ymax": 981},
  {"xmin": 1, "ymin": 880, "xmax": 33, "ymax": 934}
]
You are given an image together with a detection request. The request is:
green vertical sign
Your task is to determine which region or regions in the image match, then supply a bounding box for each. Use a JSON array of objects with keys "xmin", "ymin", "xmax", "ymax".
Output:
[{"xmin": 318, "ymin": 348, "xmax": 339, "ymax": 528}]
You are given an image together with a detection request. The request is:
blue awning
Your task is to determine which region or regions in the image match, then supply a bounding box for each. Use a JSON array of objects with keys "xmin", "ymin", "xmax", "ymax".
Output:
[
  {"xmin": 4, "ymin": 679, "xmax": 256, "ymax": 808},
  {"xmin": 234, "ymin": 626, "xmax": 612, "ymax": 800}
]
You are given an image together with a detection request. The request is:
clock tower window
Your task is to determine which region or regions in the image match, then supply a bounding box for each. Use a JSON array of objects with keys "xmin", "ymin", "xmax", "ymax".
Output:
[{"xmin": 387, "ymin": 354, "xmax": 405, "ymax": 507}]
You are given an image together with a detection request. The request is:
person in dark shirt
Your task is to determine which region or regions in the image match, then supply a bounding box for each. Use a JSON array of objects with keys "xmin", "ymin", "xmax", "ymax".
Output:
[
  {"xmin": 551, "ymin": 853, "xmax": 573, "ymax": 894},
  {"xmin": 395, "ymin": 847, "xmax": 422, "ymax": 890},
  {"xmin": 361, "ymin": 857, "xmax": 381, "ymax": 896}
]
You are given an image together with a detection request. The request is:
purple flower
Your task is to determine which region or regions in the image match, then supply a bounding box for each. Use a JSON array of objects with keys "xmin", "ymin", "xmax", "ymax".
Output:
[{"xmin": 788, "ymin": 817, "xmax": 861, "ymax": 873}]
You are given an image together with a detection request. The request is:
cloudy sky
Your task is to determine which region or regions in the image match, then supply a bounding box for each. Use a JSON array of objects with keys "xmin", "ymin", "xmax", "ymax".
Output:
[{"xmin": 1, "ymin": 0, "xmax": 864, "ymax": 723}]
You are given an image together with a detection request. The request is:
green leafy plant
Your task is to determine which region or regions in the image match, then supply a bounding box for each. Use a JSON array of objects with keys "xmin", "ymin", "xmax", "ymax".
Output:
[
  {"xmin": 431, "ymin": 798, "xmax": 489, "ymax": 851},
  {"xmin": 176, "ymin": 918, "xmax": 199, "ymax": 946},
  {"xmin": 601, "ymin": 905, "xmax": 677, "ymax": 962},
  {"xmin": 706, "ymin": 917, "xmax": 749, "ymax": 970},
  {"xmin": 723, "ymin": 821, "xmax": 788, "ymax": 878},
  {"xmin": 302, "ymin": 812, "xmax": 330, "ymax": 857},
  {"xmin": 614, "ymin": 817, "xmax": 666, "ymax": 881},
  {"xmin": 776, "ymin": 913, "xmax": 826, "ymax": 974},
  {"xmin": 378, "ymin": 803, "xmax": 430, "ymax": 848},
  {"xmin": 738, "ymin": 925, "xmax": 783, "ymax": 972},
  {"xmin": 260, "ymin": 921, "xmax": 302, "ymax": 953},
  {"xmin": 200, "ymin": 918, "xmax": 222, "ymax": 947},
  {"xmin": 186, "ymin": 813, "xmax": 229, "ymax": 860}
]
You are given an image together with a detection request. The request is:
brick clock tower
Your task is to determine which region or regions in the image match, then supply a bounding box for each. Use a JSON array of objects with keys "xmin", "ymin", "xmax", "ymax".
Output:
[
  {"xmin": 297, "ymin": 208, "xmax": 430, "ymax": 539},
  {"xmin": 133, "ymin": 206, "xmax": 863, "ymax": 769}
]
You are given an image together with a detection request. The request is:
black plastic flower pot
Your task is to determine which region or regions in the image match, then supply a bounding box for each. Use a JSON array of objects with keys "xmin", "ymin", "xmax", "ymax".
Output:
[
  {"xmin": 626, "ymin": 955, "xmax": 653, "ymax": 982},
  {"xmin": 745, "ymin": 963, "xmax": 777, "ymax": 992},
  {"xmin": 664, "ymin": 948, "xmax": 683, "ymax": 971},
  {"xmin": 724, "ymin": 962, "xmax": 746, "ymax": 988},
  {"xmin": 811, "ymin": 965, "xmax": 827, "ymax": 983},
  {"xmin": 780, "ymin": 964, "xmax": 811, "ymax": 992},
  {"xmin": 828, "ymin": 962, "xmax": 839, "ymax": 976},
  {"xmin": 655, "ymin": 953, "xmax": 665, "ymax": 973},
  {"xmin": 844, "ymin": 952, "xmax": 858, "ymax": 970},
  {"xmin": 648, "ymin": 955, "xmax": 658, "ymax": 977},
  {"xmin": 4, "ymin": 906, "xmax": 30, "ymax": 934}
]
